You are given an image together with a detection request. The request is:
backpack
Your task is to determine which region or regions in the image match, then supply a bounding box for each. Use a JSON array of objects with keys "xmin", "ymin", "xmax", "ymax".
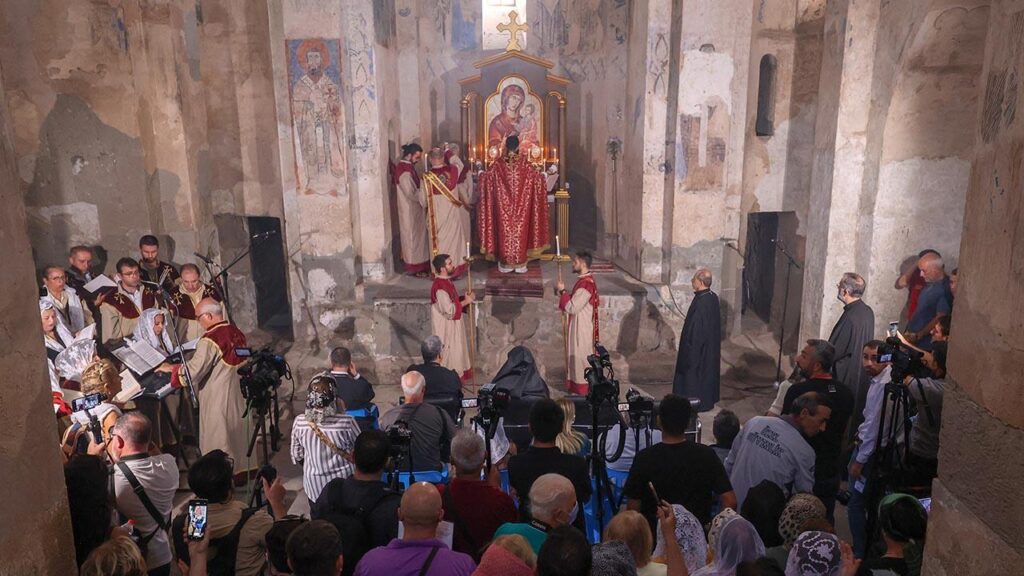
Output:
[
  {"xmin": 321, "ymin": 489, "xmax": 396, "ymax": 576},
  {"xmin": 173, "ymin": 506, "xmax": 260, "ymax": 576}
]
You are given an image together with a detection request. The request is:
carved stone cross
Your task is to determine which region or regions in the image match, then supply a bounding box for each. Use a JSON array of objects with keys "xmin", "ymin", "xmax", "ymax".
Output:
[{"xmin": 496, "ymin": 10, "xmax": 528, "ymax": 52}]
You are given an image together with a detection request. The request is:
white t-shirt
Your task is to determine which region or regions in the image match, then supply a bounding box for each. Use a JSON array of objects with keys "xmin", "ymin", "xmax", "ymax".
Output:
[{"xmin": 114, "ymin": 453, "xmax": 179, "ymax": 569}]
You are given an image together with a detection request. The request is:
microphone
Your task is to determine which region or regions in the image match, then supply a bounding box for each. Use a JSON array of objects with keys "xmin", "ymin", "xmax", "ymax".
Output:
[
  {"xmin": 251, "ymin": 230, "xmax": 278, "ymax": 240},
  {"xmin": 194, "ymin": 252, "xmax": 214, "ymax": 265}
]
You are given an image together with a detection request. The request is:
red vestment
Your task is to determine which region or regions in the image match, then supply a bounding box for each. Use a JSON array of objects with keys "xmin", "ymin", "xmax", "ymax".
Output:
[{"xmin": 477, "ymin": 153, "xmax": 549, "ymax": 266}]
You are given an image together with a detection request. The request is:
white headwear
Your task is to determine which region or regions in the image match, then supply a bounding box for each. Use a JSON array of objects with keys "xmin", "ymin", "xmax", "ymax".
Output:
[
  {"xmin": 653, "ymin": 504, "xmax": 709, "ymax": 573},
  {"xmin": 40, "ymin": 298, "xmax": 74, "ymax": 345},
  {"xmin": 692, "ymin": 515, "xmax": 766, "ymax": 576},
  {"xmin": 133, "ymin": 308, "xmax": 174, "ymax": 353}
]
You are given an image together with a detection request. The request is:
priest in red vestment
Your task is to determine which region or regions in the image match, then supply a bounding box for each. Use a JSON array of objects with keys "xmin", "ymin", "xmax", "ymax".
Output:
[{"xmin": 477, "ymin": 135, "xmax": 549, "ymax": 273}]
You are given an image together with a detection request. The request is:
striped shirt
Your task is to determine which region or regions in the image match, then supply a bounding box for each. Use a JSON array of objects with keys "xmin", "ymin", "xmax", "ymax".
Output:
[{"xmin": 291, "ymin": 413, "xmax": 359, "ymax": 501}]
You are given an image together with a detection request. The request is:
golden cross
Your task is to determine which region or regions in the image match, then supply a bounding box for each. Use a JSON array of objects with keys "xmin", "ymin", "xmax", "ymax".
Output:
[{"xmin": 496, "ymin": 10, "xmax": 528, "ymax": 52}]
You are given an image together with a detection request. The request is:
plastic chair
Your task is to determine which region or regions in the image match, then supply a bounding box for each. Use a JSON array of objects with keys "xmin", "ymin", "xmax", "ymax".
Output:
[
  {"xmin": 382, "ymin": 466, "xmax": 450, "ymax": 490},
  {"xmin": 345, "ymin": 404, "xmax": 380, "ymax": 431}
]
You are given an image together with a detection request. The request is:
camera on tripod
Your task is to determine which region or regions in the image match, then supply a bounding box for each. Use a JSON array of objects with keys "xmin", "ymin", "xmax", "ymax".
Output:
[
  {"xmin": 461, "ymin": 383, "xmax": 511, "ymax": 428},
  {"xmin": 877, "ymin": 337, "xmax": 927, "ymax": 382},
  {"xmin": 585, "ymin": 345, "xmax": 619, "ymax": 405},
  {"xmin": 237, "ymin": 348, "xmax": 290, "ymax": 412},
  {"xmin": 616, "ymin": 387, "xmax": 654, "ymax": 429},
  {"xmin": 387, "ymin": 420, "xmax": 413, "ymax": 459}
]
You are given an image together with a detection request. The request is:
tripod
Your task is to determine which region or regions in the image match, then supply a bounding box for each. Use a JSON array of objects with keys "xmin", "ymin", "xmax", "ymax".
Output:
[
  {"xmin": 588, "ymin": 399, "xmax": 620, "ymax": 539},
  {"xmin": 385, "ymin": 446, "xmax": 414, "ymax": 492},
  {"xmin": 244, "ymin": 389, "xmax": 281, "ymax": 467},
  {"xmin": 773, "ymin": 239, "xmax": 801, "ymax": 383},
  {"xmin": 862, "ymin": 378, "xmax": 914, "ymax": 552}
]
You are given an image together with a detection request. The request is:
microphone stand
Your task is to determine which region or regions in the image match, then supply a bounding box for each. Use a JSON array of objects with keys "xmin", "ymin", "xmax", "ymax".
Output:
[
  {"xmin": 145, "ymin": 280, "xmax": 199, "ymax": 408},
  {"xmin": 773, "ymin": 239, "xmax": 802, "ymax": 384},
  {"xmin": 209, "ymin": 232, "xmax": 276, "ymax": 320}
]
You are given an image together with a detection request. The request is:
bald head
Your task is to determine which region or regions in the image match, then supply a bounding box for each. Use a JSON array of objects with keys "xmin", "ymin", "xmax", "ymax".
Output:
[
  {"xmin": 399, "ymin": 482, "xmax": 443, "ymax": 529},
  {"xmin": 196, "ymin": 297, "xmax": 224, "ymax": 328},
  {"xmin": 692, "ymin": 268, "xmax": 713, "ymax": 291},
  {"xmin": 529, "ymin": 473, "xmax": 576, "ymax": 526},
  {"xmin": 400, "ymin": 371, "xmax": 426, "ymax": 401}
]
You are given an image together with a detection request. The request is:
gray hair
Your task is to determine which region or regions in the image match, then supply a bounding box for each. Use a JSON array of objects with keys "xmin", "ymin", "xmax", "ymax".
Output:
[
  {"xmin": 196, "ymin": 300, "xmax": 224, "ymax": 318},
  {"xmin": 840, "ymin": 272, "xmax": 866, "ymax": 297},
  {"xmin": 529, "ymin": 473, "xmax": 575, "ymax": 523},
  {"xmin": 804, "ymin": 339, "xmax": 836, "ymax": 372},
  {"xmin": 421, "ymin": 335, "xmax": 443, "ymax": 362},
  {"xmin": 695, "ymin": 268, "xmax": 713, "ymax": 288},
  {"xmin": 401, "ymin": 371, "xmax": 426, "ymax": 397},
  {"xmin": 450, "ymin": 429, "xmax": 485, "ymax": 473},
  {"xmin": 924, "ymin": 256, "xmax": 945, "ymax": 271},
  {"xmin": 112, "ymin": 411, "xmax": 152, "ymax": 446}
]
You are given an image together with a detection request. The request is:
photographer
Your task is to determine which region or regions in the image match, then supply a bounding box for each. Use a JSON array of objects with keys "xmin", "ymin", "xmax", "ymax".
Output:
[
  {"xmin": 72, "ymin": 358, "xmax": 126, "ymax": 444},
  {"xmin": 174, "ymin": 449, "xmax": 286, "ymax": 576},
  {"xmin": 407, "ymin": 336, "xmax": 463, "ymax": 421},
  {"xmin": 904, "ymin": 341, "xmax": 947, "ymax": 485},
  {"xmin": 602, "ymin": 391, "xmax": 662, "ymax": 473},
  {"xmin": 156, "ymin": 298, "xmax": 250, "ymax": 473},
  {"xmin": 379, "ymin": 371, "xmax": 457, "ymax": 473},
  {"xmin": 109, "ymin": 412, "xmax": 179, "ymax": 576}
]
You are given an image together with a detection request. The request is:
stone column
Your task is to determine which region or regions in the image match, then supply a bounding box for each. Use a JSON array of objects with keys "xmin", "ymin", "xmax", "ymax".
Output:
[
  {"xmin": 922, "ymin": 2, "xmax": 1024, "ymax": 573},
  {"xmin": 0, "ymin": 68, "xmax": 77, "ymax": 575},
  {"xmin": 799, "ymin": 0, "xmax": 882, "ymax": 341}
]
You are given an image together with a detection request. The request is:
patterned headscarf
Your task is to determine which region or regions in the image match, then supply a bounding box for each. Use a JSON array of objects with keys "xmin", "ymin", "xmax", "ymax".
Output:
[
  {"xmin": 133, "ymin": 308, "xmax": 174, "ymax": 353},
  {"xmin": 305, "ymin": 372, "xmax": 337, "ymax": 424},
  {"xmin": 695, "ymin": 515, "xmax": 766, "ymax": 576},
  {"xmin": 784, "ymin": 531, "xmax": 842, "ymax": 576},
  {"xmin": 653, "ymin": 504, "xmax": 709, "ymax": 573},
  {"xmin": 779, "ymin": 494, "xmax": 828, "ymax": 549},
  {"xmin": 707, "ymin": 508, "xmax": 739, "ymax": 553}
]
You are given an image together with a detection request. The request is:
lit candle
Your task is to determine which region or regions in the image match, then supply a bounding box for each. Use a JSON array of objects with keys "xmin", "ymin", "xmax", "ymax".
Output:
[
  {"xmin": 556, "ymin": 235, "xmax": 561, "ymax": 258},
  {"xmin": 466, "ymin": 241, "xmax": 471, "ymax": 261}
]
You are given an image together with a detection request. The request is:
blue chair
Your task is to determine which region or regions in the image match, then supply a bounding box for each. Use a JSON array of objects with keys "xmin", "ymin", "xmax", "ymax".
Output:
[
  {"xmin": 382, "ymin": 467, "xmax": 450, "ymax": 490},
  {"xmin": 345, "ymin": 404, "xmax": 380, "ymax": 431}
]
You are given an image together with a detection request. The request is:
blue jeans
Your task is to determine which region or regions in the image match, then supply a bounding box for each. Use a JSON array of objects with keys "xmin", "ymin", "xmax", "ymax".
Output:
[{"xmin": 847, "ymin": 446, "xmax": 871, "ymax": 558}]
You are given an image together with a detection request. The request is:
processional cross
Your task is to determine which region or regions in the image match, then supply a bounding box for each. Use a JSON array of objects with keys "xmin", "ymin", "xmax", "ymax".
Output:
[{"xmin": 496, "ymin": 10, "xmax": 528, "ymax": 52}]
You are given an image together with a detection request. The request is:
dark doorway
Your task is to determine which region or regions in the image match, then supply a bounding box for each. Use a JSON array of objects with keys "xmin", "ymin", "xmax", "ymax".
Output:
[
  {"xmin": 743, "ymin": 212, "xmax": 779, "ymax": 323},
  {"xmin": 248, "ymin": 216, "xmax": 293, "ymax": 339}
]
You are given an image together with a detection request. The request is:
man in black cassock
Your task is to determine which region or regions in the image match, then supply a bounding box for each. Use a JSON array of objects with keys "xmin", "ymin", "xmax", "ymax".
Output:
[
  {"xmin": 828, "ymin": 272, "xmax": 875, "ymax": 433},
  {"xmin": 673, "ymin": 268, "xmax": 721, "ymax": 412}
]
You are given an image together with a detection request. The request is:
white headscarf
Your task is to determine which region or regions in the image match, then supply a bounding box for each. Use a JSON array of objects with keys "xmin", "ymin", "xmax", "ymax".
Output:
[
  {"xmin": 40, "ymin": 298, "xmax": 74, "ymax": 348},
  {"xmin": 132, "ymin": 308, "xmax": 174, "ymax": 353},
  {"xmin": 653, "ymin": 504, "xmax": 710, "ymax": 573},
  {"xmin": 693, "ymin": 515, "xmax": 766, "ymax": 576},
  {"xmin": 785, "ymin": 531, "xmax": 842, "ymax": 576}
]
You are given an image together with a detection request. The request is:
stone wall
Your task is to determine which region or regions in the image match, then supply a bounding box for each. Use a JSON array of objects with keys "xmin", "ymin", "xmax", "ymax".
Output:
[
  {"xmin": 922, "ymin": 1, "xmax": 1024, "ymax": 572},
  {"xmin": 799, "ymin": 0, "xmax": 988, "ymax": 342},
  {"xmin": 0, "ymin": 64, "xmax": 77, "ymax": 576}
]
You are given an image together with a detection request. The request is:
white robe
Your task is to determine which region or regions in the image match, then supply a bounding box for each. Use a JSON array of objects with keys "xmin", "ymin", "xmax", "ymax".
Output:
[
  {"xmin": 431, "ymin": 287, "xmax": 472, "ymax": 378},
  {"xmin": 397, "ymin": 166, "xmax": 430, "ymax": 268}
]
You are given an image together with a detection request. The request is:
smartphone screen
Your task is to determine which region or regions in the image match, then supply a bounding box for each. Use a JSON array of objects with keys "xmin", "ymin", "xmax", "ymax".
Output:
[
  {"xmin": 616, "ymin": 402, "xmax": 630, "ymax": 412},
  {"xmin": 187, "ymin": 499, "xmax": 209, "ymax": 540},
  {"xmin": 71, "ymin": 393, "xmax": 104, "ymax": 412},
  {"xmin": 461, "ymin": 398, "xmax": 479, "ymax": 409}
]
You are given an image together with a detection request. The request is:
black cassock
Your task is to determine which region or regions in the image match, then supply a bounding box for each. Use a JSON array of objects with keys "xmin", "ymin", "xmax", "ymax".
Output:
[
  {"xmin": 828, "ymin": 298, "xmax": 875, "ymax": 424},
  {"xmin": 672, "ymin": 289, "xmax": 721, "ymax": 412}
]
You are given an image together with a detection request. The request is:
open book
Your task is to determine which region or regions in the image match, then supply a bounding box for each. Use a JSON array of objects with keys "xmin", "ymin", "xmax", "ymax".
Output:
[
  {"xmin": 111, "ymin": 339, "xmax": 167, "ymax": 375},
  {"xmin": 82, "ymin": 274, "xmax": 117, "ymax": 294},
  {"xmin": 114, "ymin": 370, "xmax": 145, "ymax": 404}
]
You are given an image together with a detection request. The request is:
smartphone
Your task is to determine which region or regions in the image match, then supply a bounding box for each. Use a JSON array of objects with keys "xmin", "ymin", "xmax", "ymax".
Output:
[
  {"xmin": 71, "ymin": 392, "xmax": 104, "ymax": 412},
  {"xmin": 888, "ymin": 321, "xmax": 899, "ymax": 338},
  {"xmin": 461, "ymin": 398, "xmax": 479, "ymax": 409},
  {"xmin": 187, "ymin": 499, "xmax": 209, "ymax": 540},
  {"xmin": 617, "ymin": 402, "xmax": 630, "ymax": 412},
  {"xmin": 234, "ymin": 347, "xmax": 252, "ymax": 358}
]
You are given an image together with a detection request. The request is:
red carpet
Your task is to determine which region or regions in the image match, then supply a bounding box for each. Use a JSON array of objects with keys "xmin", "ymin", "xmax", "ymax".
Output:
[
  {"xmin": 590, "ymin": 258, "xmax": 616, "ymax": 273},
  {"xmin": 484, "ymin": 261, "xmax": 546, "ymax": 298}
]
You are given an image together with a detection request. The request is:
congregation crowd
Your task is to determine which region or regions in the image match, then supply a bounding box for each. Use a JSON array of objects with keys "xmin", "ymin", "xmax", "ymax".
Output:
[{"xmin": 42, "ymin": 234, "xmax": 954, "ymax": 576}]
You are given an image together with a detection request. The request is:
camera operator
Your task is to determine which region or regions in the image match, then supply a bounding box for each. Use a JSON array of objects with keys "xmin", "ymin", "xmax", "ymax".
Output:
[
  {"xmin": 156, "ymin": 298, "xmax": 250, "ymax": 473},
  {"xmin": 109, "ymin": 412, "xmax": 179, "ymax": 576},
  {"xmin": 904, "ymin": 341, "xmax": 947, "ymax": 485},
  {"xmin": 602, "ymin": 392, "xmax": 662, "ymax": 473},
  {"xmin": 72, "ymin": 358, "xmax": 126, "ymax": 444},
  {"xmin": 380, "ymin": 371, "xmax": 457, "ymax": 473},
  {"xmin": 406, "ymin": 335, "xmax": 463, "ymax": 421},
  {"xmin": 174, "ymin": 450, "xmax": 286, "ymax": 576}
]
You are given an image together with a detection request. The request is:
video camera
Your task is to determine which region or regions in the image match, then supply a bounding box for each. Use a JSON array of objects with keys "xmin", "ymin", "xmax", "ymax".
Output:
[
  {"xmin": 461, "ymin": 383, "xmax": 511, "ymax": 429},
  {"xmin": 237, "ymin": 348, "xmax": 290, "ymax": 411},
  {"xmin": 616, "ymin": 387, "xmax": 654, "ymax": 430},
  {"xmin": 386, "ymin": 420, "xmax": 413, "ymax": 459},
  {"xmin": 585, "ymin": 345, "xmax": 620, "ymax": 406},
  {"xmin": 877, "ymin": 336, "xmax": 928, "ymax": 382}
]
